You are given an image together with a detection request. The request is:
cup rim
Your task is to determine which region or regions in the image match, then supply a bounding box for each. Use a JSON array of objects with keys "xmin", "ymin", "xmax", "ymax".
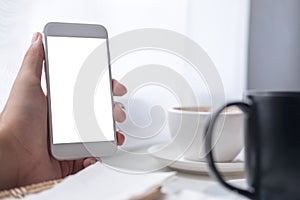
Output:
[
  {"xmin": 246, "ymin": 90, "xmax": 300, "ymax": 97},
  {"xmin": 168, "ymin": 106, "xmax": 243, "ymax": 115}
]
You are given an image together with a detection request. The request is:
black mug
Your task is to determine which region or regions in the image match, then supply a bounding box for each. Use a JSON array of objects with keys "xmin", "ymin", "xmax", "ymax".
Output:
[{"xmin": 205, "ymin": 91, "xmax": 300, "ymax": 199}]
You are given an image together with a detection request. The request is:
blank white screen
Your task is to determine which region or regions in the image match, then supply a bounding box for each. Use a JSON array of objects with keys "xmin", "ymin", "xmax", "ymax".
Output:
[{"xmin": 47, "ymin": 36, "xmax": 115, "ymax": 144}]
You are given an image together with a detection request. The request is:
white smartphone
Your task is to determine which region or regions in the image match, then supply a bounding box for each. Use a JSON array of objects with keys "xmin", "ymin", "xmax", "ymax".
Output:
[{"xmin": 43, "ymin": 22, "xmax": 117, "ymax": 160}]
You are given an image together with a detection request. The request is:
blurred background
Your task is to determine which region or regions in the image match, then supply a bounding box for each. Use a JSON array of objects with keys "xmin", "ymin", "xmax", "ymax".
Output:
[{"xmin": 0, "ymin": 0, "xmax": 249, "ymax": 146}]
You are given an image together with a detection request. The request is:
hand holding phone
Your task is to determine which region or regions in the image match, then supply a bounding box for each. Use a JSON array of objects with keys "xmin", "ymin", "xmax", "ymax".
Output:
[
  {"xmin": 0, "ymin": 31, "xmax": 127, "ymax": 189},
  {"xmin": 44, "ymin": 22, "xmax": 126, "ymax": 160}
]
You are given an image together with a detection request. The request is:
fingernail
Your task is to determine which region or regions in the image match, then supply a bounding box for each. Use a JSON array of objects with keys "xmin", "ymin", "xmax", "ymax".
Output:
[{"xmin": 31, "ymin": 32, "xmax": 38, "ymax": 44}]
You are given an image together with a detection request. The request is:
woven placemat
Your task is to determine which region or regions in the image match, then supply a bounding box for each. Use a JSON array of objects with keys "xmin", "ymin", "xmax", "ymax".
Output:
[
  {"xmin": 0, "ymin": 179, "xmax": 63, "ymax": 199},
  {"xmin": 0, "ymin": 179, "xmax": 161, "ymax": 200}
]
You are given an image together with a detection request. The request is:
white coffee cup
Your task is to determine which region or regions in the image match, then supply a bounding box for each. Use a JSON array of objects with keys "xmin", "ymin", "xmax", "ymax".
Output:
[{"xmin": 167, "ymin": 106, "xmax": 244, "ymax": 162}]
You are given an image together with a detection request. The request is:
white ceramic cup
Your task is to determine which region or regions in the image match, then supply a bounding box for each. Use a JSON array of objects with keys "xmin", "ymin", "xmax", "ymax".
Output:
[{"xmin": 167, "ymin": 106, "xmax": 244, "ymax": 162}]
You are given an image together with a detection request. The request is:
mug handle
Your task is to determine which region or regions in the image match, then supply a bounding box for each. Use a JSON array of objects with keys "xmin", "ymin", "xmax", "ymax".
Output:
[{"xmin": 205, "ymin": 102, "xmax": 255, "ymax": 199}]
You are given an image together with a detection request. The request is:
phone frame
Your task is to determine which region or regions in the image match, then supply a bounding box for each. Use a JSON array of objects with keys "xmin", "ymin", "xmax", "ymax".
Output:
[{"xmin": 43, "ymin": 22, "xmax": 117, "ymax": 160}]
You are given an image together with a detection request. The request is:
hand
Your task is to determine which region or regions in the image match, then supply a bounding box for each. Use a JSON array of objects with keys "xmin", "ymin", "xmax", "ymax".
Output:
[{"xmin": 0, "ymin": 32, "xmax": 127, "ymax": 190}]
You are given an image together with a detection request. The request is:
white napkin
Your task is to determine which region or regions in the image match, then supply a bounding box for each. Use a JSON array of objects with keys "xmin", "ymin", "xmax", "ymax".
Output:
[
  {"xmin": 165, "ymin": 189, "xmax": 247, "ymax": 200},
  {"xmin": 163, "ymin": 179, "xmax": 248, "ymax": 200},
  {"xmin": 233, "ymin": 148, "xmax": 245, "ymax": 162},
  {"xmin": 23, "ymin": 162, "xmax": 175, "ymax": 200}
]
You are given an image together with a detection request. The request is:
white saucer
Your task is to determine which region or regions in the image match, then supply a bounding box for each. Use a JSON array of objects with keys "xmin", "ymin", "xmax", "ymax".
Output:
[{"xmin": 148, "ymin": 144, "xmax": 244, "ymax": 174}]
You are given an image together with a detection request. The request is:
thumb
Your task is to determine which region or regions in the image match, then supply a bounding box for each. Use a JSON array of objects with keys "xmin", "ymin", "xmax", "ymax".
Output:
[
  {"xmin": 1, "ymin": 32, "xmax": 46, "ymax": 122},
  {"xmin": 16, "ymin": 32, "xmax": 44, "ymax": 87}
]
